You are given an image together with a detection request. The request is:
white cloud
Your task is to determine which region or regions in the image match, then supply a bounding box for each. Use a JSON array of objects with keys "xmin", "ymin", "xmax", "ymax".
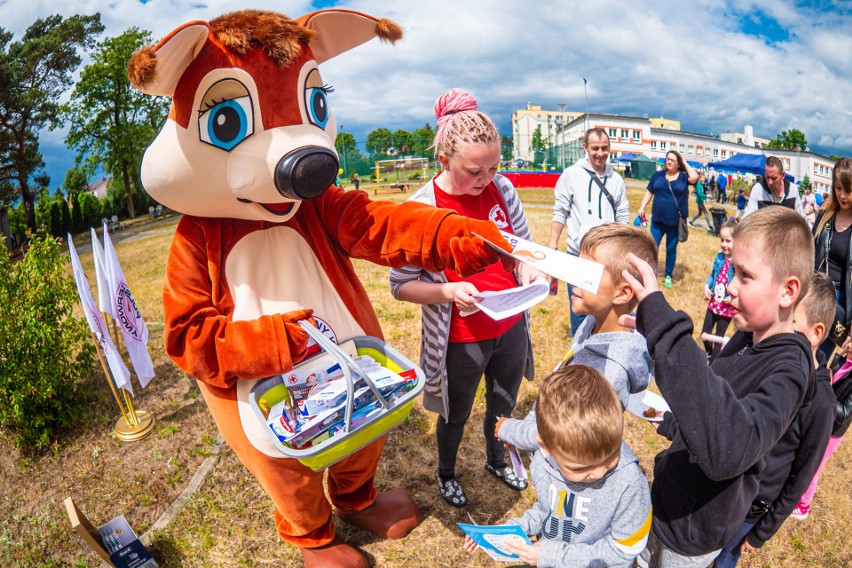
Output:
[{"xmin": 2, "ymin": 0, "xmax": 849, "ymax": 186}]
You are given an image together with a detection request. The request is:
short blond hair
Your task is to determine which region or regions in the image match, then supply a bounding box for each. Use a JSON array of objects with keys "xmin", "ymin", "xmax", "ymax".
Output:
[
  {"xmin": 733, "ymin": 207, "xmax": 813, "ymax": 301},
  {"xmin": 579, "ymin": 223, "xmax": 659, "ymax": 310},
  {"xmin": 802, "ymin": 272, "xmax": 837, "ymax": 331},
  {"xmin": 536, "ymin": 365, "xmax": 623, "ymax": 462}
]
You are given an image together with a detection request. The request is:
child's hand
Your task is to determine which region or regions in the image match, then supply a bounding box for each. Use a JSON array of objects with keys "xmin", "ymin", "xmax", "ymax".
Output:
[
  {"xmin": 517, "ymin": 262, "xmax": 547, "ymax": 286},
  {"xmin": 494, "ymin": 416, "xmax": 516, "ymax": 450},
  {"xmin": 741, "ymin": 539, "xmax": 758, "ymax": 554},
  {"xmin": 703, "ymin": 285, "xmax": 712, "ymax": 301},
  {"xmin": 448, "ymin": 282, "xmax": 480, "ymax": 313},
  {"xmin": 501, "ymin": 537, "xmax": 541, "ymax": 566},
  {"xmin": 463, "ymin": 535, "xmax": 478, "ymax": 555},
  {"xmin": 621, "ymin": 253, "xmax": 659, "ymax": 303}
]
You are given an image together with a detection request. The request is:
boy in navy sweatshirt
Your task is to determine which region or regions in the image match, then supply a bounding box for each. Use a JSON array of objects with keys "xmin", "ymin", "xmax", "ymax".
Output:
[
  {"xmin": 713, "ymin": 272, "xmax": 836, "ymax": 567},
  {"xmin": 623, "ymin": 206, "xmax": 815, "ymax": 567}
]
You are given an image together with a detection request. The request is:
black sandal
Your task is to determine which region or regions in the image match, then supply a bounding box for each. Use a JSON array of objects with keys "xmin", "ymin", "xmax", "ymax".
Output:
[
  {"xmin": 437, "ymin": 474, "xmax": 468, "ymax": 507},
  {"xmin": 485, "ymin": 463, "xmax": 528, "ymax": 491}
]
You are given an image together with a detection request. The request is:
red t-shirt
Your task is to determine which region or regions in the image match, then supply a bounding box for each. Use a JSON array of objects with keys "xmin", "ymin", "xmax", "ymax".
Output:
[{"xmin": 433, "ymin": 173, "xmax": 521, "ymax": 342}]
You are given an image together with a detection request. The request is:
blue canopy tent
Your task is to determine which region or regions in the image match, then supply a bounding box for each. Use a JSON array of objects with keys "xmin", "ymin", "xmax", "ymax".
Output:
[
  {"xmin": 617, "ymin": 152, "xmax": 638, "ymax": 162},
  {"xmin": 708, "ymin": 153, "xmax": 795, "ymax": 182},
  {"xmin": 687, "ymin": 160, "xmax": 704, "ymax": 169}
]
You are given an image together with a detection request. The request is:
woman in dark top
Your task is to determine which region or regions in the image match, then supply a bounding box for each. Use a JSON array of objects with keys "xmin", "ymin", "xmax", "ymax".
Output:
[
  {"xmin": 813, "ymin": 157, "xmax": 852, "ymax": 361},
  {"xmin": 637, "ymin": 150, "xmax": 699, "ymax": 287}
]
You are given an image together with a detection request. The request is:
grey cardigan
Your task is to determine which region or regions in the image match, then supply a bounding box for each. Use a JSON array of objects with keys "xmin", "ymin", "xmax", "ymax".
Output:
[{"xmin": 389, "ymin": 174, "xmax": 535, "ymax": 420}]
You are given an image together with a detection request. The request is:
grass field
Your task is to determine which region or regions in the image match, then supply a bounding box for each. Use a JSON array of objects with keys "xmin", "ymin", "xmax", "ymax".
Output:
[{"xmin": 1, "ymin": 180, "xmax": 849, "ymax": 567}]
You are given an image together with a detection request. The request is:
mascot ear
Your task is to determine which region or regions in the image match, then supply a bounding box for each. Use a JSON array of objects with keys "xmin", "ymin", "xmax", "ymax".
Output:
[
  {"xmin": 296, "ymin": 10, "xmax": 403, "ymax": 64},
  {"xmin": 127, "ymin": 22, "xmax": 210, "ymax": 97}
]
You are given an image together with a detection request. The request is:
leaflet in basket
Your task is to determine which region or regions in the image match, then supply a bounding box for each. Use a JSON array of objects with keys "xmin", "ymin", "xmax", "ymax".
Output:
[{"xmin": 258, "ymin": 350, "xmax": 418, "ymax": 450}]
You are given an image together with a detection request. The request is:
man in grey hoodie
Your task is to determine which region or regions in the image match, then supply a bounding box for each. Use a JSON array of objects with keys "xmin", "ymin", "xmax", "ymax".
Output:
[
  {"xmin": 549, "ymin": 128, "xmax": 630, "ymax": 334},
  {"xmin": 498, "ymin": 365, "xmax": 651, "ymax": 567}
]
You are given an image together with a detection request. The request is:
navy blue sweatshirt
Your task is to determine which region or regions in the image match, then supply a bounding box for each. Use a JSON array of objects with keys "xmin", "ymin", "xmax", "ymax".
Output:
[
  {"xmin": 744, "ymin": 364, "xmax": 835, "ymax": 547},
  {"xmin": 637, "ymin": 292, "xmax": 812, "ymax": 556}
]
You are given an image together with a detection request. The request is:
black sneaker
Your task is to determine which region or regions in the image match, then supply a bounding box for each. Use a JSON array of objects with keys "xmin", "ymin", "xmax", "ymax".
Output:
[
  {"xmin": 437, "ymin": 474, "xmax": 468, "ymax": 507},
  {"xmin": 485, "ymin": 463, "xmax": 528, "ymax": 491}
]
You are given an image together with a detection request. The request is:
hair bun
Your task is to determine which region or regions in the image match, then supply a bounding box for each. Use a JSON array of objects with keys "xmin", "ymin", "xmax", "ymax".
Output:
[{"xmin": 434, "ymin": 88, "xmax": 478, "ymax": 121}]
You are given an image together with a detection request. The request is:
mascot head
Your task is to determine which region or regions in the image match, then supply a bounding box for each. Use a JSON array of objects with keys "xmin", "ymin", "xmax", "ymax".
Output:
[{"xmin": 128, "ymin": 9, "xmax": 402, "ymax": 222}]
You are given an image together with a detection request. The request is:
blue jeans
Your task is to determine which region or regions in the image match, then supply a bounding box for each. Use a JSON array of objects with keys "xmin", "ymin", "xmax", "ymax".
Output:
[
  {"xmin": 650, "ymin": 221, "xmax": 679, "ymax": 279},
  {"xmin": 566, "ymin": 283, "xmax": 587, "ymax": 335},
  {"xmin": 714, "ymin": 521, "xmax": 756, "ymax": 568}
]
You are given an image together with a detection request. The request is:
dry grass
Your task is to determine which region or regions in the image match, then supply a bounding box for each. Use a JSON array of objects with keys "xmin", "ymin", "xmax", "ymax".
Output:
[{"xmin": 1, "ymin": 184, "xmax": 849, "ymax": 567}]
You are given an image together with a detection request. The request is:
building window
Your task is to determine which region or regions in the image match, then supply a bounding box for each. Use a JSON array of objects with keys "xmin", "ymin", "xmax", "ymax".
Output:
[
  {"xmin": 688, "ymin": 145, "xmax": 694, "ymax": 155},
  {"xmin": 814, "ymin": 164, "xmax": 819, "ymax": 174},
  {"xmin": 621, "ymin": 129, "xmax": 629, "ymax": 139},
  {"xmin": 651, "ymin": 140, "xmax": 658, "ymax": 149},
  {"xmin": 608, "ymin": 128, "xmax": 617, "ymax": 138},
  {"xmin": 722, "ymin": 150, "xmax": 728, "ymax": 158},
  {"xmin": 679, "ymin": 144, "xmax": 685, "ymax": 153},
  {"xmin": 610, "ymin": 152, "xmax": 618, "ymax": 162},
  {"xmin": 633, "ymin": 130, "xmax": 641, "ymax": 142},
  {"xmin": 660, "ymin": 142, "xmax": 667, "ymax": 150},
  {"xmin": 697, "ymin": 147, "xmax": 703, "ymax": 157}
]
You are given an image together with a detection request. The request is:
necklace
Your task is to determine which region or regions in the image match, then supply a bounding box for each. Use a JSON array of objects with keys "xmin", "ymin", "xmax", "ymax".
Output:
[{"xmin": 835, "ymin": 212, "xmax": 852, "ymax": 233}]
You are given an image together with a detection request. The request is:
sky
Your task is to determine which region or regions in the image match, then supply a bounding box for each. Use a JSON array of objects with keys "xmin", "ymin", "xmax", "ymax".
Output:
[{"xmin": 1, "ymin": 0, "xmax": 851, "ymax": 188}]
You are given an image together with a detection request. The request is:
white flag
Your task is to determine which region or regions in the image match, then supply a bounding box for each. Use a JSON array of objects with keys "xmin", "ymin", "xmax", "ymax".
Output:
[
  {"xmin": 67, "ymin": 234, "xmax": 133, "ymax": 394},
  {"xmin": 90, "ymin": 228, "xmax": 112, "ymax": 315},
  {"xmin": 103, "ymin": 224, "xmax": 156, "ymax": 388}
]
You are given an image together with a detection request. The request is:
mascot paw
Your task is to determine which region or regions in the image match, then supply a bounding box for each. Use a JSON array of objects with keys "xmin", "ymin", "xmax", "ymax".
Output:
[
  {"xmin": 338, "ymin": 489, "xmax": 422, "ymax": 539},
  {"xmin": 300, "ymin": 538, "xmax": 368, "ymax": 568},
  {"xmin": 437, "ymin": 216, "xmax": 515, "ymax": 278}
]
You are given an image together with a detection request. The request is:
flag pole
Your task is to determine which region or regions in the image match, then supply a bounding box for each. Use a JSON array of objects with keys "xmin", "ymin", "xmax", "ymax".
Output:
[{"xmin": 90, "ymin": 331, "xmax": 131, "ymax": 426}]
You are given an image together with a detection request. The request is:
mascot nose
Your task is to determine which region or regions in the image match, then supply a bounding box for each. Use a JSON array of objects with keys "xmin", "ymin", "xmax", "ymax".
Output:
[{"xmin": 274, "ymin": 146, "xmax": 339, "ymax": 200}]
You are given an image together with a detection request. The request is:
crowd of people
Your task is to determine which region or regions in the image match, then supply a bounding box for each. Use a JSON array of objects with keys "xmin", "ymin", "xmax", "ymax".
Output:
[{"xmin": 382, "ymin": 88, "xmax": 850, "ymax": 568}]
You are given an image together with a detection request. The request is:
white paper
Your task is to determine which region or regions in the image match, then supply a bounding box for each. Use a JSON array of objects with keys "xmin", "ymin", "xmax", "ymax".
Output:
[
  {"xmin": 475, "ymin": 231, "xmax": 604, "ymax": 293},
  {"xmin": 461, "ymin": 280, "xmax": 549, "ymax": 321}
]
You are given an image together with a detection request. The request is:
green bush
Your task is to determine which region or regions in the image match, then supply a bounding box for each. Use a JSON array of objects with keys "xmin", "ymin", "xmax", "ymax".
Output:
[{"xmin": 0, "ymin": 233, "xmax": 95, "ymax": 449}]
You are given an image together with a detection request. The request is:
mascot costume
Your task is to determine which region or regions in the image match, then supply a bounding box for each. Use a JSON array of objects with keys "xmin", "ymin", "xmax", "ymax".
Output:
[{"xmin": 128, "ymin": 9, "xmax": 512, "ymax": 567}]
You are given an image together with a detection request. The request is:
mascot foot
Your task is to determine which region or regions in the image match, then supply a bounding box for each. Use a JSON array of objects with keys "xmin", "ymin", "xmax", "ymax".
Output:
[
  {"xmin": 299, "ymin": 539, "xmax": 367, "ymax": 568},
  {"xmin": 338, "ymin": 489, "xmax": 422, "ymax": 539}
]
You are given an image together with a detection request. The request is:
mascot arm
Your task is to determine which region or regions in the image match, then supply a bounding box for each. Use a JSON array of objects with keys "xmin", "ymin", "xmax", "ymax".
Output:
[
  {"xmin": 163, "ymin": 219, "xmax": 311, "ymax": 389},
  {"xmin": 318, "ymin": 187, "xmax": 514, "ymax": 278}
]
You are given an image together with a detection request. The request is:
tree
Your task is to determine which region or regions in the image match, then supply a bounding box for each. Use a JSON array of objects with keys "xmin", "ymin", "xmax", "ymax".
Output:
[
  {"xmin": 530, "ymin": 126, "xmax": 548, "ymax": 152},
  {"xmin": 365, "ymin": 127, "xmax": 393, "ymax": 157},
  {"xmin": 0, "ymin": 14, "xmax": 104, "ymax": 231},
  {"xmin": 500, "ymin": 135, "xmax": 513, "ymax": 160},
  {"xmin": 334, "ymin": 131, "xmax": 361, "ymax": 175},
  {"xmin": 60, "ymin": 28, "xmax": 168, "ymax": 220},
  {"xmin": 410, "ymin": 123, "xmax": 434, "ymax": 157},
  {"xmin": 766, "ymin": 129, "xmax": 808, "ymax": 151},
  {"xmin": 830, "ymin": 154, "xmax": 841, "ymax": 162},
  {"xmin": 392, "ymin": 129, "xmax": 412, "ymax": 154}
]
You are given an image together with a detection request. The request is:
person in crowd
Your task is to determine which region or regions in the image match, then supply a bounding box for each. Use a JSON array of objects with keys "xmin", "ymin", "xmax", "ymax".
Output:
[
  {"xmin": 469, "ymin": 365, "xmax": 651, "ymax": 568},
  {"xmin": 637, "ymin": 150, "xmax": 698, "ymax": 288},
  {"xmin": 689, "ymin": 173, "xmax": 713, "ymax": 229},
  {"xmin": 812, "ymin": 157, "xmax": 852, "ymax": 361},
  {"xmin": 626, "ymin": 206, "xmax": 814, "ymax": 567},
  {"xmin": 736, "ymin": 188, "xmax": 748, "ymax": 219},
  {"xmin": 549, "ymin": 127, "xmax": 629, "ymax": 333},
  {"xmin": 802, "ymin": 185, "xmax": 817, "ymax": 228},
  {"xmin": 717, "ymin": 172, "xmax": 728, "ymax": 204},
  {"xmin": 496, "ymin": 223, "xmax": 658, "ymax": 451},
  {"xmin": 389, "ymin": 88, "xmax": 540, "ymax": 507},
  {"xmin": 743, "ymin": 156, "xmax": 803, "ymax": 216},
  {"xmin": 352, "ymin": 172, "xmax": 360, "ymax": 190},
  {"xmin": 701, "ymin": 218, "xmax": 739, "ymax": 360},
  {"xmin": 714, "ymin": 273, "xmax": 836, "ymax": 567}
]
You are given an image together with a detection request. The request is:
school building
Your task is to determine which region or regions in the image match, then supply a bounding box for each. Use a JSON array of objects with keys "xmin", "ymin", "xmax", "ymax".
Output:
[{"xmin": 511, "ymin": 104, "xmax": 835, "ymax": 193}]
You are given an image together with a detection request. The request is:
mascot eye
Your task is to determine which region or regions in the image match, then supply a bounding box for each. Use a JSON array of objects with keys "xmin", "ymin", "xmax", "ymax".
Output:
[
  {"xmin": 304, "ymin": 87, "xmax": 330, "ymax": 129},
  {"xmin": 198, "ymin": 96, "xmax": 254, "ymax": 151}
]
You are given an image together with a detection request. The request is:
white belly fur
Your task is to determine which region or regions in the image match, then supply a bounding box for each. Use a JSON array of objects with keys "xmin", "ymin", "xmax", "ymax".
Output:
[{"xmin": 228, "ymin": 226, "xmax": 365, "ymax": 457}]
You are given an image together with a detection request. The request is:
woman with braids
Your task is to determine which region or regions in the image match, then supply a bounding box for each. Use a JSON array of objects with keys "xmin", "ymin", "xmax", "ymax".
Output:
[{"xmin": 389, "ymin": 89, "xmax": 541, "ymax": 506}]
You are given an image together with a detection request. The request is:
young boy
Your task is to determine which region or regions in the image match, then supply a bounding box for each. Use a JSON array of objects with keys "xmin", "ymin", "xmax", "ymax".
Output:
[
  {"xmin": 496, "ymin": 223, "xmax": 658, "ymax": 450},
  {"xmin": 713, "ymin": 272, "xmax": 836, "ymax": 567},
  {"xmin": 623, "ymin": 206, "xmax": 815, "ymax": 566},
  {"xmin": 469, "ymin": 365, "xmax": 652, "ymax": 567},
  {"xmin": 736, "ymin": 188, "xmax": 747, "ymax": 218}
]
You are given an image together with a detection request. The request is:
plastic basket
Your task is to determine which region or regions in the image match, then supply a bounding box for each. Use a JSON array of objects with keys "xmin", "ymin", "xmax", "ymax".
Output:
[{"xmin": 248, "ymin": 321, "xmax": 424, "ymax": 471}]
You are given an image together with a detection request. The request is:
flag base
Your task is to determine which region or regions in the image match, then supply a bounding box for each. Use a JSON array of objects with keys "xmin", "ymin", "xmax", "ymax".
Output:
[{"xmin": 113, "ymin": 410, "xmax": 156, "ymax": 442}]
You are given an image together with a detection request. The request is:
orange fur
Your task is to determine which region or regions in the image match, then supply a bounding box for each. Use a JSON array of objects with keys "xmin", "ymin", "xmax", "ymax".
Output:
[
  {"xmin": 127, "ymin": 45, "xmax": 158, "ymax": 90},
  {"xmin": 209, "ymin": 10, "xmax": 315, "ymax": 68},
  {"xmin": 375, "ymin": 18, "xmax": 404, "ymax": 43}
]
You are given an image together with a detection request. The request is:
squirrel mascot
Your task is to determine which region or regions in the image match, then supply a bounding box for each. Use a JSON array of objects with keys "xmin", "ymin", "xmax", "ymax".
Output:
[{"xmin": 128, "ymin": 9, "xmax": 512, "ymax": 567}]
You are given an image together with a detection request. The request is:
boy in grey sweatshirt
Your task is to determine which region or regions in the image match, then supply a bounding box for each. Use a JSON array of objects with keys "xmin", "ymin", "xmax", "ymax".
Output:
[
  {"xmin": 496, "ymin": 365, "xmax": 652, "ymax": 567},
  {"xmin": 497, "ymin": 223, "xmax": 657, "ymax": 450}
]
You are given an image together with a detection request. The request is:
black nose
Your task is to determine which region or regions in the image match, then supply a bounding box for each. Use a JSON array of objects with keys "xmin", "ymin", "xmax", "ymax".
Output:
[{"xmin": 274, "ymin": 146, "xmax": 339, "ymax": 200}]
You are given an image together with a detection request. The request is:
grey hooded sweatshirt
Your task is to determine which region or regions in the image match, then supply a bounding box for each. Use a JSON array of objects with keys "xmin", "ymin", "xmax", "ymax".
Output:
[
  {"xmin": 509, "ymin": 442, "xmax": 651, "ymax": 568},
  {"xmin": 498, "ymin": 316, "xmax": 653, "ymax": 451}
]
